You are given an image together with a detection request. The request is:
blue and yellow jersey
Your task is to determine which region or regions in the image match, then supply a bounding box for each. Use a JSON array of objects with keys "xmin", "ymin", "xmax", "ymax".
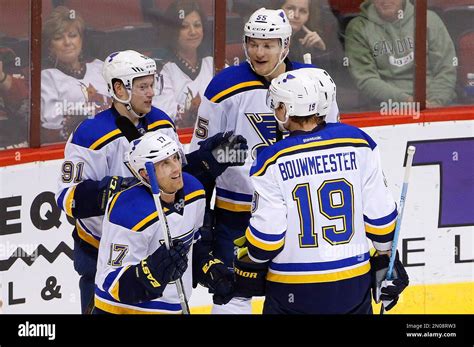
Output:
[
  {"xmin": 55, "ymin": 106, "xmax": 182, "ymax": 248},
  {"xmin": 189, "ymin": 61, "xmax": 339, "ymax": 218},
  {"xmin": 245, "ymin": 123, "xmax": 397, "ymax": 313},
  {"xmin": 95, "ymin": 173, "xmax": 205, "ymax": 314}
]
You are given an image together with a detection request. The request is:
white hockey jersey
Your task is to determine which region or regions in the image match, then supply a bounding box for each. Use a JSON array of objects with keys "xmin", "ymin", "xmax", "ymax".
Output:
[
  {"xmin": 152, "ymin": 56, "xmax": 214, "ymax": 128},
  {"xmin": 55, "ymin": 106, "xmax": 182, "ymax": 248},
  {"xmin": 189, "ymin": 61, "xmax": 340, "ymax": 213},
  {"xmin": 246, "ymin": 122, "xmax": 397, "ymax": 283},
  {"xmin": 95, "ymin": 173, "xmax": 205, "ymax": 314},
  {"xmin": 41, "ymin": 59, "xmax": 110, "ymax": 130}
]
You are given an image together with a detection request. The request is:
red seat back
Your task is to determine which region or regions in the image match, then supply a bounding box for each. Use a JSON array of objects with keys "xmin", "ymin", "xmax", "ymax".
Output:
[
  {"xmin": 0, "ymin": 0, "xmax": 29, "ymax": 39},
  {"xmin": 64, "ymin": 0, "xmax": 146, "ymax": 30}
]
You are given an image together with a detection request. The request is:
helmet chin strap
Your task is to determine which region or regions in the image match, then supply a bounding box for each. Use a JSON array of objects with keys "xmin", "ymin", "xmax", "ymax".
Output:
[
  {"xmin": 160, "ymin": 188, "xmax": 177, "ymax": 197},
  {"xmin": 125, "ymin": 103, "xmax": 145, "ymax": 119},
  {"xmin": 261, "ymin": 49, "xmax": 289, "ymax": 78}
]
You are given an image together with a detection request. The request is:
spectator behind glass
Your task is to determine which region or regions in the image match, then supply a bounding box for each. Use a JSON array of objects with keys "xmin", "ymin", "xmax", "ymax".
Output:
[
  {"xmin": 277, "ymin": 0, "xmax": 341, "ymax": 65},
  {"xmin": 151, "ymin": 0, "xmax": 214, "ymax": 129},
  {"xmin": 0, "ymin": 45, "xmax": 28, "ymax": 149},
  {"xmin": 345, "ymin": 0, "xmax": 457, "ymax": 108},
  {"xmin": 41, "ymin": 6, "xmax": 111, "ymax": 144}
]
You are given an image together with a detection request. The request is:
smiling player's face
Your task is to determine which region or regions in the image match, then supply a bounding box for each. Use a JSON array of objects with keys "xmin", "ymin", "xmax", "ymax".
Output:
[
  {"xmin": 246, "ymin": 38, "xmax": 285, "ymax": 78},
  {"xmin": 154, "ymin": 153, "xmax": 183, "ymax": 194}
]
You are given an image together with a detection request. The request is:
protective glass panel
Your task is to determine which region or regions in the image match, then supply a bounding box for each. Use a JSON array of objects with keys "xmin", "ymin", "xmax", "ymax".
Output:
[
  {"xmin": 428, "ymin": 0, "xmax": 474, "ymax": 107},
  {"xmin": 40, "ymin": 0, "xmax": 215, "ymax": 144},
  {"xmin": 0, "ymin": 0, "xmax": 30, "ymax": 150},
  {"xmin": 151, "ymin": 0, "xmax": 215, "ymax": 130}
]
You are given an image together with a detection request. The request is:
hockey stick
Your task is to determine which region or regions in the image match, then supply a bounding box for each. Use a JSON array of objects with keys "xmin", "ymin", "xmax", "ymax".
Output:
[
  {"xmin": 380, "ymin": 145, "xmax": 416, "ymax": 315},
  {"xmin": 145, "ymin": 162, "xmax": 190, "ymax": 315}
]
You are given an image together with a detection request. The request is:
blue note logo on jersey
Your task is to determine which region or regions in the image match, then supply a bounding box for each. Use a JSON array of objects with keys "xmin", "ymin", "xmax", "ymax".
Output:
[{"xmin": 246, "ymin": 112, "xmax": 287, "ymax": 159}]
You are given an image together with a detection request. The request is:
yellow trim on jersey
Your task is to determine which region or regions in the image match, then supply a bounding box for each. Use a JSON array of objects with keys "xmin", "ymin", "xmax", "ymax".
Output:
[
  {"xmin": 109, "ymin": 280, "xmax": 120, "ymax": 302},
  {"xmin": 210, "ymin": 81, "xmax": 265, "ymax": 103},
  {"xmin": 76, "ymin": 222, "xmax": 100, "ymax": 248},
  {"xmin": 253, "ymin": 138, "xmax": 370, "ymax": 177},
  {"xmin": 94, "ymin": 297, "xmax": 177, "ymax": 315},
  {"xmin": 107, "ymin": 190, "xmax": 123, "ymax": 219},
  {"xmin": 185, "ymin": 189, "xmax": 205, "ymax": 202},
  {"xmin": 131, "ymin": 211, "xmax": 158, "ymax": 232},
  {"xmin": 89, "ymin": 129, "xmax": 122, "ymax": 150},
  {"xmin": 128, "ymin": 189, "xmax": 204, "ymax": 232},
  {"xmin": 267, "ymin": 262, "xmax": 370, "ymax": 284},
  {"xmin": 109, "ymin": 265, "xmax": 129, "ymax": 301},
  {"xmin": 215, "ymin": 199, "xmax": 251, "ymax": 212},
  {"xmin": 64, "ymin": 186, "xmax": 77, "ymax": 217},
  {"xmin": 246, "ymin": 227, "xmax": 285, "ymax": 251},
  {"xmin": 148, "ymin": 120, "xmax": 175, "ymax": 131},
  {"xmin": 365, "ymin": 221, "xmax": 396, "ymax": 236}
]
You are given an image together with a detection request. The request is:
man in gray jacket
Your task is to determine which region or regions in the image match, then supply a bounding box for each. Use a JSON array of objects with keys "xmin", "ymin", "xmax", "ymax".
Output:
[{"xmin": 345, "ymin": 0, "xmax": 457, "ymax": 108}]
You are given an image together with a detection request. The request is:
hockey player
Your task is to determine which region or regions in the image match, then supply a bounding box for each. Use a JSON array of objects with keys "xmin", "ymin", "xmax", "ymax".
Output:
[
  {"xmin": 233, "ymin": 68, "xmax": 409, "ymax": 313},
  {"xmin": 55, "ymin": 50, "xmax": 246, "ymax": 313},
  {"xmin": 189, "ymin": 7, "xmax": 340, "ymax": 313},
  {"xmin": 94, "ymin": 132, "xmax": 233, "ymax": 314}
]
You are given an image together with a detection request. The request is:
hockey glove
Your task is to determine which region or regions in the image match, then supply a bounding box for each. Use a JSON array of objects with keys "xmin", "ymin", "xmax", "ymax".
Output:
[
  {"xmin": 233, "ymin": 236, "xmax": 268, "ymax": 298},
  {"xmin": 199, "ymin": 257, "xmax": 235, "ymax": 305},
  {"xmin": 97, "ymin": 176, "xmax": 139, "ymax": 212},
  {"xmin": 370, "ymin": 251, "xmax": 409, "ymax": 311},
  {"xmin": 190, "ymin": 132, "xmax": 248, "ymax": 179},
  {"xmin": 135, "ymin": 240, "xmax": 188, "ymax": 296}
]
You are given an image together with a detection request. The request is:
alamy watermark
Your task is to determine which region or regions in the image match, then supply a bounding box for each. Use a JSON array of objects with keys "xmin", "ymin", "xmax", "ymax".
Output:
[
  {"xmin": 380, "ymin": 99, "xmax": 420, "ymax": 119},
  {"xmin": 0, "ymin": 242, "xmax": 39, "ymax": 261}
]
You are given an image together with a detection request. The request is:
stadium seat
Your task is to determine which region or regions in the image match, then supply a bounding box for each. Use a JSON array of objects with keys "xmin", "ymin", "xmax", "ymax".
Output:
[
  {"xmin": 0, "ymin": 0, "xmax": 29, "ymax": 39},
  {"xmin": 153, "ymin": 0, "xmax": 214, "ymax": 16},
  {"xmin": 64, "ymin": 0, "xmax": 147, "ymax": 30},
  {"xmin": 328, "ymin": 0, "xmax": 364, "ymax": 15},
  {"xmin": 225, "ymin": 43, "xmax": 245, "ymax": 66}
]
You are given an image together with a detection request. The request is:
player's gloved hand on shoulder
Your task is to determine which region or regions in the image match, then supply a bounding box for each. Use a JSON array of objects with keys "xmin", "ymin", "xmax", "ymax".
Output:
[
  {"xmin": 97, "ymin": 176, "xmax": 139, "ymax": 212},
  {"xmin": 199, "ymin": 256, "xmax": 235, "ymax": 305},
  {"xmin": 370, "ymin": 250, "xmax": 409, "ymax": 311},
  {"xmin": 233, "ymin": 236, "xmax": 268, "ymax": 298},
  {"xmin": 136, "ymin": 240, "xmax": 188, "ymax": 295},
  {"xmin": 194, "ymin": 131, "xmax": 248, "ymax": 178}
]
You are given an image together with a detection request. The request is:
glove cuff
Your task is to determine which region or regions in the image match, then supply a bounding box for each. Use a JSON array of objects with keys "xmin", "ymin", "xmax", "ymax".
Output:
[{"xmin": 135, "ymin": 259, "xmax": 165, "ymax": 295}]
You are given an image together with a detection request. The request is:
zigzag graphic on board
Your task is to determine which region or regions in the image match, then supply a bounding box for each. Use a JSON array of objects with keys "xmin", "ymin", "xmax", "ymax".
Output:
[{"xmin": 0, "ymin": 242, "xmax": 73, "ymax": 271}]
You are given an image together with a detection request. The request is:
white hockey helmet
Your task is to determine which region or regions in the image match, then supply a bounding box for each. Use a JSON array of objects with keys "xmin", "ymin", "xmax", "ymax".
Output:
[
  {"xmin": 125, "ymin": 132, "xmax": 181, "ymax": 187},
  {"xmin": 266, "ymin": 68, "xmax": 336, "ymax": 125},
  {"xmin": 102, "ymin": 50, "xmax": 159, "ymax": 109},
  {"xmin": 243, "ymin": 8, "xmax": 292, "ymax": 76}
]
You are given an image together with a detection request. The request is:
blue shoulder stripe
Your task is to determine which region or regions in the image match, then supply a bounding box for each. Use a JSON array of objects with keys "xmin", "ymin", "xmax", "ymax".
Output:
[
  {"xmin": 250, "ymin": 123, "xmax": 376, "ymax": 177},
  {"xmin": 182, "ymin": 173, "xmax": 204, "ymax": 196},
  {"xmin": 204, "ymin": 62, "xmax": 266, "ymax": 103},
  {"xmin": 146, "ymin": 107, "xmax": 176, "ymax": 131},
  {"xmin": 108, "ymin": 185, "xmax": 155, "ymax": 231},
  {"xmin": 268, "ymin": 252, "xmax": 370, "ymax": 272},
  {"xmin": 71, "ymin": 109, "xmax": 123, "ymax": 150},
  {"xmin": 364, "ymin": 208, "xmax": 398, "ymax": 226}
]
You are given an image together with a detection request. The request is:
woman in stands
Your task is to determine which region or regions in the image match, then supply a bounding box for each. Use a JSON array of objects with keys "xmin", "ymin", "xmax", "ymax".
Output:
[
  {"xmin": 151, "ymin": 0, "xmax": 214, "ymax": 129},
  {"xmin": 277, "ymin": 0, "xmax": 341, "ymax": 65},
  {"xmin": 41, "ymin": 6, "xmax": 110, "ymax": 144}
]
